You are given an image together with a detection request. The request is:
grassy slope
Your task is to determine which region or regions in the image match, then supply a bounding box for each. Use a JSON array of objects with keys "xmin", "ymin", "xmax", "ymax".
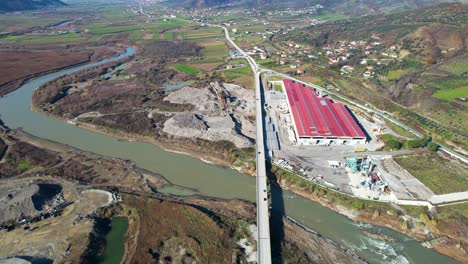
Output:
[{"xmin": 394, "ymin": 152, "xmax": 468, "ymax": 194}]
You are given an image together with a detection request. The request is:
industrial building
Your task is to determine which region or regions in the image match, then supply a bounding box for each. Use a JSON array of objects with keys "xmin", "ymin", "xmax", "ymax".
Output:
[{"xmin": 282, "ymin": 79, "xmax": 367, "ymax": 145}]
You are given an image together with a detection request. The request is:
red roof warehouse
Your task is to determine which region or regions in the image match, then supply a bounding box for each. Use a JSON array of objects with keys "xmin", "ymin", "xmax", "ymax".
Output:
[{"xmin": 283, "ymin": 79, "xmax": 366, "ymax": 144}]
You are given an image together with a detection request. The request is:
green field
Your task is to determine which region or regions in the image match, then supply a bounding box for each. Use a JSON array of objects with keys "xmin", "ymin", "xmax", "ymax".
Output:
[
  {"xmin": 227, "ymin": 67, "xmax": 251, "ymax": 74},
  {"xmin": 174, "ymin": 64, "xmax": 199, "ymax": 75},
  {"xmin": 316, "ymin": 9, "xmax": 349, "ymax": 20},
  {"xmin": 0, "ymin": 15, "xmax": 65, "ymax": 32},
  {"xmin": 185, "ymin": 32, "xmax": 222, "ymax": 41},
  {"xmin": 1, "ymin": 33, "xmax": 84, "ymax": 43},
  {"xmin": 274, "ymin": 83, "xmax": 283, "ymax": 92},
  {"xmin": 221, "ymin": 66, "xmax": 252, "ymax": 79},
  {"xmin": 394, "ymin": 153, "xmax": 468, "ymax": 194},
  {"xmin": 387, "ymin": 69, "xmax": 408, "ymax": 80},
  {"xmin": 164, "ymin": 32, "xmax": 174, "ymax": 41},
  {"xmin": 202, "ymin": 44, "xmax": 227, "ymax": 51},
  {"xmin": 385, "ymin": 120, "xmax": 416, "ymax": 138},
  {"xmin": 88, "ymin": 25, "xmax": 140, "ymax": 35},
  {"xmin": 203, "ymin": 51, "xmax": 228, "ymax": 58},
  {"xmin": 432, "ymin": 86, "xmax": 468, "ymax": 101},
  {"xmin": 127, "ymin": 30, "xmax": 140, "ymax": 40},
  {"xmin": 430, "ymin": 75, "xmax": 467, "ymax": 91},
  {"xmin": 192, "ymin": 59, "xmax": 225, "ymax": 64}
]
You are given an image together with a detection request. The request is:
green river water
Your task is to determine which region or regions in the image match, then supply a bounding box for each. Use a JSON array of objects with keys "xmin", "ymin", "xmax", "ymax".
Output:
[
  {"xmin": 99, "ymin": 217, "xmax": 128, "ymax": 264},
  {"xmin": 0, "ymin": 48, "xmax": 458, "ymax": 264}
]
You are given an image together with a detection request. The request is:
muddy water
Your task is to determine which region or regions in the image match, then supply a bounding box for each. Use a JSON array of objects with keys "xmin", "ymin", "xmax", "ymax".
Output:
[{"xmin": 0, "ymin": 48, "xmax": 457, "ymax": 264}]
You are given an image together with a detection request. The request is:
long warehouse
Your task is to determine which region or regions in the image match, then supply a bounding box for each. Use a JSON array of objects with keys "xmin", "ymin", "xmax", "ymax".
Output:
[{"xmin": 283, "ymin": 79, "xmax": 367, "ymax": 145}]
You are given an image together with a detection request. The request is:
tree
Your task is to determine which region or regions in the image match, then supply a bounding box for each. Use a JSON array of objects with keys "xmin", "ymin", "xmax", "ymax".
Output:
[
  {"xmin": 386, "ymin": 139, "xmax": 402, "ymax": 150},
  {"xmin": 352, "ymin": 201, "xmax": 365, "ymax": 210},
  {"xmin": 427, "ymin": 142, "xmax": 439, "ymax": 152},
  {"xmin": 405, "ymin": 139, "xmax": 426, "ymax": 149}
]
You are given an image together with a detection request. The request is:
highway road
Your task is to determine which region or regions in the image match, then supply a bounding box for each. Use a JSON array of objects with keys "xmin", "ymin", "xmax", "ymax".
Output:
[
  {"xmin": 217, "ymin": 25, "xmax": 272, "ymax": 263},
  {"xmin": 212, "ymin": 23, "xmax": 467, "ymax": 262}
]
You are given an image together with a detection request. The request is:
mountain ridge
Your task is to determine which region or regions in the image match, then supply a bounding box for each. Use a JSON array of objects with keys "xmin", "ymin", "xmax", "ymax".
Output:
[{"xmin": 0, "ymin": 0, "xmax": 66, "ymax": 12}]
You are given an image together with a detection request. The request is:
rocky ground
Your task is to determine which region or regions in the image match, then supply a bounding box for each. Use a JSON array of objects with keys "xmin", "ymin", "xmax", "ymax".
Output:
[
  {"xmin": 0, "ymin": 183, "xmax": 41, "ymax": 224},
  {"xmin": 0, "ymin": 178, "xmax": 111, "ymax": 263},
  {"xmin": 162, "ymin": 82, "xmax": 255, "ymax": 148}
]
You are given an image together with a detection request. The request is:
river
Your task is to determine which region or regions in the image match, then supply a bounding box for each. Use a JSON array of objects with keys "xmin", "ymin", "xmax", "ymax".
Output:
[{"xmin": 0, "ymin": 48, "xmax": 457, "ymax": 264}]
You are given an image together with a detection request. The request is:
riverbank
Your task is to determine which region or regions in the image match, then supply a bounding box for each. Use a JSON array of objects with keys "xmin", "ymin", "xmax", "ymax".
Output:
[
  {"xmin": 271, "ymin": 165, "xmax": 468, "ymax": 263},
  {"xmin": 29, "ymin": 106, "xmax": 254, "ymax": 175},
  {"xmin": 0, "ymin": 44, "xmax": 132, "ymax": 97},
  {"xmin": 29, "ymin": 101, "xmax": 468, "ymax": 262},
  {"xmin": 0, "ymin": 59, "xmax": 89, "ymax": 96},
  {"xmin": 93, "ymin": 192, "xmax": 367, "ymax": 264},
  {"xmin": 0, "ymin": 119, "xmax": 366, "ymax": 263}
]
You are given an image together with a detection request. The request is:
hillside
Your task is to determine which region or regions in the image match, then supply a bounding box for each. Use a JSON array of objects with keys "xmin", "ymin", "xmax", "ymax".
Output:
[
  {"xmin": 278, "ymin": 3, "xmax": 468, "ymax": 148},
  {"xmin": 283, "ymin": 3, "xmax": 466, "ymax": 60},
  {"xmin": 167, "ymin": 0, "xmax": 462, "ymax": 13},
  {"xmin": 0, "ymin": 0, "xmax": 65, "ymax": 12}
]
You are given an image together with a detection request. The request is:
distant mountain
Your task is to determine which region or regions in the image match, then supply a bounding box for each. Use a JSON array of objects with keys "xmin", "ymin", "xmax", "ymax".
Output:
[
  {"xmin": 0, "ymin": 0, "xmax": 66, "ymax": 12},
  {"xmin": 167, "ymin": 0, "xmax": 464, "ymax": 14}
]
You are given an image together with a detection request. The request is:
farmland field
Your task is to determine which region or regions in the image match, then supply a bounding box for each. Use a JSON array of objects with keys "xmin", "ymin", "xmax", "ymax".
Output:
[
  {"xmin": 165, "ymin": 32, "xmax": 174, "ymax": 41},
  {"xmin": 88, "ymin": 25, "xmax": 140, "ymax": 35},
  {"xmin": 439, "ymin": 58, "xmax": 468, "ymax": 75},
  {"xmin": 192, "ymin": 59, "xmax": 225, "ymax": 64},
  {"xmin": 1, "ymin": 33, "xmax": 84, "ymax": 43},
  {"xmin": 202, "ymin": 44, "xmax": 227, "ymax": 51},
  {"xmin": 203, "ymin": 51, "xmax": 228, "ymax": 58},
  {"xmin": 432, "ymin": 86, "xmax": 468, "ymax": 101},
  {"xmin": 394, "ymin": 152, "xmax": 468, "ymax": 194},
  {"xmin": 387, "ymin": 69, "xmax": 408, "ymax": 80},
  {"xmin": 430, "ymin": 75, "xmax": 467, "ymax": 90},
  {"xmin": 221, "ymin": 66, "xmax": 252, "ymax": 79},
  {"xmin": 174, "ymin": 64, "xmax": 199, "ymax": 75}
]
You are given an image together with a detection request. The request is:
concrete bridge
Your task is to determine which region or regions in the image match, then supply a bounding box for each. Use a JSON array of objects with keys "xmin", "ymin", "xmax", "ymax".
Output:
[{"xmin": 205, "ymin": 24, "xmax": 272, "ymax": 263}]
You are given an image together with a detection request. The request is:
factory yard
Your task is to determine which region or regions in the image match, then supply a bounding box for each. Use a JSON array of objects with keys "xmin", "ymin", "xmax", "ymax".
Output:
[{"xmin": 264, "ymin": 78, "xmax": 468, "ymax": 204}]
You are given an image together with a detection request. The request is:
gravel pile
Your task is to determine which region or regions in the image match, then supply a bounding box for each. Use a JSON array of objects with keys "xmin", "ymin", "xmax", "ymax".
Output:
[{"xmin": 161, "ymin": 83, "xmax": 255, "ymax": 148}]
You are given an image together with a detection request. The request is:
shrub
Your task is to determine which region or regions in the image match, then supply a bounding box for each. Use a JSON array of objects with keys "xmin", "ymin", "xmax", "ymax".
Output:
[
  {"xmin": 427, "ymin": 142, "xmax": 439, "ymax": 152},
  {"xmin": 405, "ymin": 138, "xmax": 427, "ymax": 148},
  {"xmin": 352, "ymin": 201, "xmax": 365, "ymax": 210},
  {"xmin": 386, "ymin": 139, "xmax": 402, "ymax": 150}
]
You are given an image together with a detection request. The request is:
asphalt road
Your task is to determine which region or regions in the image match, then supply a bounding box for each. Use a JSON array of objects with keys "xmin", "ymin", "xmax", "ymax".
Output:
[
  {"xmin": 211, "ymin": 24, "xmax": 467, "ymax": 261},
  {"xmin": 218, "ymin": 25, "xmax": 272, "ymax": 263}
]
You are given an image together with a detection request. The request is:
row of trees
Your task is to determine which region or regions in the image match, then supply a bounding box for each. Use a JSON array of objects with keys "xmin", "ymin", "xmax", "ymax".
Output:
[{"xmin": 384, "ymin": 135, "xmax": 438, "ymax": 152}]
